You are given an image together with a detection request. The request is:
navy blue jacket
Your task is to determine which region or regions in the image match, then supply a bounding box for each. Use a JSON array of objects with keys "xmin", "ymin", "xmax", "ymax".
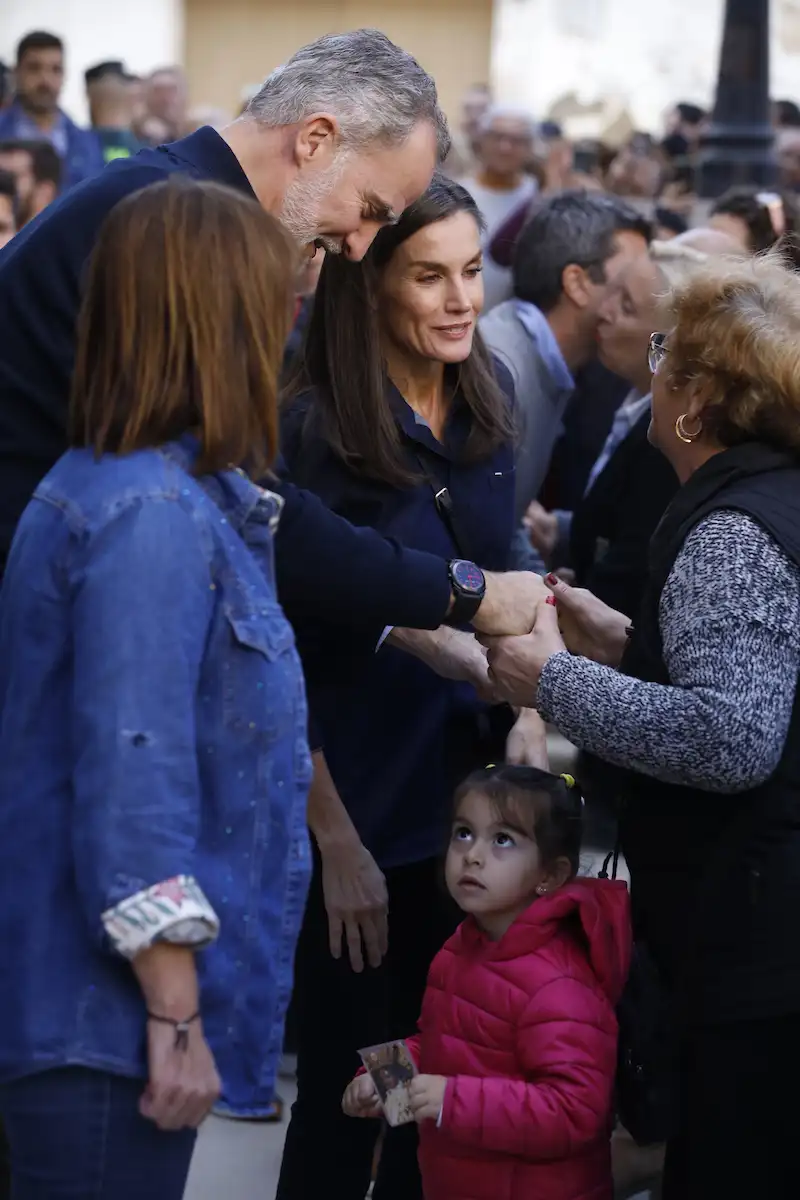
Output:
[
  {"xmin": 281, "ymin": 374, "xmax": 516, "ymax": 867},
  {"xmin": 0, "ymin": 128, "xmax": 451, "ymax": 645}
]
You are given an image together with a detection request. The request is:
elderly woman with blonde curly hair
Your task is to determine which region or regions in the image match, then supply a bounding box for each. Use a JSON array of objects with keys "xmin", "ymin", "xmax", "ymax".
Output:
[{"xmin": 484, "ymin": 251, "xmax": 800, "ymax": 1198}]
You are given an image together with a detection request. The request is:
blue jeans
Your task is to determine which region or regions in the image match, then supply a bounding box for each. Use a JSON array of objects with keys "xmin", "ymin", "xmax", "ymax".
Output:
[{"xmin": 0, "ymin": 1068, "xmax": 196, "ymax": 1199}]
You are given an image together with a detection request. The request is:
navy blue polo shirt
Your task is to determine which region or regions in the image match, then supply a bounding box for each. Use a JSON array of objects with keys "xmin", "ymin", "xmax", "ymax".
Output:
[
  {"xmin": 0, "ymin": 128, "xmax": 451, "ymax": 644},
  {"xmin": 281, "ymin": 372, "xmax": 516, "ymax": 867}
]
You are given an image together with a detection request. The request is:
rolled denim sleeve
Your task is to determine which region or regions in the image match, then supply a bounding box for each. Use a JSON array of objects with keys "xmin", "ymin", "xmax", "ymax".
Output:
[{"xmin": 69, "ymin": 497, "xmax": 218, "ymax": 956}]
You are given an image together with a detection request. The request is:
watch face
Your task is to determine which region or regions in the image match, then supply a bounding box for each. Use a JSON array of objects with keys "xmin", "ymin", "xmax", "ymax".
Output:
[{"xmin": 452, "ymin": 560, "xmax": 485, "ymax": 594}]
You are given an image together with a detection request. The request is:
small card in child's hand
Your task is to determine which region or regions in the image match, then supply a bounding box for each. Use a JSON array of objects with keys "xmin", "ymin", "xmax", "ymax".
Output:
[{"xmin": 358, "ymin": 1040, "xmax": 418, "ymax": 1127}]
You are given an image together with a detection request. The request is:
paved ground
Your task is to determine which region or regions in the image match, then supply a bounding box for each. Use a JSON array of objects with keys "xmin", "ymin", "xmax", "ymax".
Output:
[
  {"xmin": 185, "ymin": 1085, "xmax": 296, "ymax": 1200},
  {"xmin": 185, "ymin": 1087, "xmax": 653, "ymax": 1200}
]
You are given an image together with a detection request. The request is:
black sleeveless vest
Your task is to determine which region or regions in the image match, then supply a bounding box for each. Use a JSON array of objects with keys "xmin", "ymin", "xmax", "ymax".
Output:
[{"xmin": 615, "ymin": 443, "xmax": 800, "ymax": 1023}]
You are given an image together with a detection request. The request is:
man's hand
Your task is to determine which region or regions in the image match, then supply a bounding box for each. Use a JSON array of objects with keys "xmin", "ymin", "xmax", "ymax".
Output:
[
  {"xmin": 505, "ymin": 707, "xmax": 550, "ymax": 768},
  {"xmin": 472, "ymin": 571, "xmax": 549, "ymax": 637},
  {"xmin": 523, "ymin": 501, "xmax": 559, "ymax": 560},
  {"xmin": 545, "ymin": 574, "xmax": 630, "ymax": 667},
  {"xmin": 484, "ymin": 596, "xmax": 567, "ymax": 707},
  {"xmin": 342, "ymin": 1074, "xmax": 382, "ymax": 1119},
  {"xmin": 140, "ymin": 1017, "xmax": 221, "ymax": 1131},
  {"xmin": 321, "ymin": 836, "xmax": 388, "ymax": 973},
  {"xmin": 408, "ymin": 1074, "xmax": 448, "ymax": 1124}
]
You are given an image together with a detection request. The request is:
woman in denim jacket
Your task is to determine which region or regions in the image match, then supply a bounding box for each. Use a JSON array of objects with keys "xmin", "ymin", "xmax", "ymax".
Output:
[{"xmin": 0, "ymin": 177, "xmax": 312, "ymax": 1198}]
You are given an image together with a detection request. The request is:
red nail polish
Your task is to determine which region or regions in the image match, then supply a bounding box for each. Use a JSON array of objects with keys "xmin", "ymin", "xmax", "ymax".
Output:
[
  {"xmin": 545, "ymin": 573, "xmax": 558, "ymax": 586},
  {"xmin": 546, "ymin": 595, "xmax": 557, "ymax": 606}
]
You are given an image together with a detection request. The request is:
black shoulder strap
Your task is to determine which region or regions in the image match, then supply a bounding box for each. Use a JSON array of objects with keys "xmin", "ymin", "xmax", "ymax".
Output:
[{"xmin": 413, "ymin": 449, "xmax": 475, "ymax": 563}]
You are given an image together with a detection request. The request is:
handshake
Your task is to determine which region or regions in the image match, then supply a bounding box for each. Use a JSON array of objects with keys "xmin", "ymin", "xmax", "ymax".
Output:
[
  {"xmin": 473, "ymin": 571, "xmax": 631, "ymax": 707},
  {"xmin": 391, "ymin": 571, "xmax": 631, "ymax": 710},
  {"xmin": 470, "ymin": 570, "xmax": 551, "ymax": 638}
]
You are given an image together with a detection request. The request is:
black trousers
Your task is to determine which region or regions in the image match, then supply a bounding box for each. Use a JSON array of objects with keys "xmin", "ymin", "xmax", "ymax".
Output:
[
  {"xmin": 0, "ymin": 1125, "xmax": 7, "ymax": 1200},
  {"xmin": 663, "ymin": 1012, "xmax": 800, "ymax": 1198},
  {"xmin": 276, "ymin": 854, "xmax": 459, "ymax": 1200}
]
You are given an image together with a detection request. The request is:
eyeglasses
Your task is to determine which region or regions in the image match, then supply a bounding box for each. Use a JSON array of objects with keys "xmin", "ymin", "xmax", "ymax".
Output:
[{"xmin": 648, "ymin": 331, "xmax": 668, "ymax": 374}]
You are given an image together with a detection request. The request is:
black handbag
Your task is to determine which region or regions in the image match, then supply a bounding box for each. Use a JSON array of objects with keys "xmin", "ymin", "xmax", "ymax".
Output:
[{"xmin": 599, "ymin": 842, "xmax": 677, "ymax": 1147}]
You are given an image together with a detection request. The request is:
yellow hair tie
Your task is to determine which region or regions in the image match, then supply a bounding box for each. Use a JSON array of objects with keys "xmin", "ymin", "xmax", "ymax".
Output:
[{"xmin": 560, "ymin": 773, "xmax": 576, "ymax": 789}]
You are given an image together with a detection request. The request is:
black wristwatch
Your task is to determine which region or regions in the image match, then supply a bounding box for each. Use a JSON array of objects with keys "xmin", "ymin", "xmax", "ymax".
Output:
[{"xmin": 445, "ymin": 559, "xmax": 486, "ymax": 626}]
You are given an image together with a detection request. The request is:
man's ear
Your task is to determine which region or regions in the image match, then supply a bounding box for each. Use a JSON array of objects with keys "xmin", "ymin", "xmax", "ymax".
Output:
[
  {"xmin": 293, "ymin": 114, "xmax": 339, "ymax": 167},
  {"xmin": 561, "ymin": 263, "xmax": 592, "ymax": 309}
]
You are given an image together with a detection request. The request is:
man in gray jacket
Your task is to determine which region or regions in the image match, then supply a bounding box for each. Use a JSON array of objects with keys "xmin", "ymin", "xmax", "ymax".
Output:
[{"xmin": 480, "ymin": 191, "xmax": 651, "ymax": 566}]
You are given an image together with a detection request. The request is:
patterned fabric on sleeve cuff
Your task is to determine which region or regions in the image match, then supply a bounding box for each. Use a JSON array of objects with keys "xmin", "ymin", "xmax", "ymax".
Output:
[{"xmin": 101, "ymin": 875, "xmax": 220, "ymax": 959}]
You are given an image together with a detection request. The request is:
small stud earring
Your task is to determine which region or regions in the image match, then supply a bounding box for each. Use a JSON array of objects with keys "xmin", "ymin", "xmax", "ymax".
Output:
[{"xmin": 536, "ymin": 884, "xmax": 547, "ymax": 895}]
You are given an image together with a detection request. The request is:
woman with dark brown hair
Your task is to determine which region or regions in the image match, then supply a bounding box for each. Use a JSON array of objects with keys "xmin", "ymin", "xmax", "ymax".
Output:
[
  {"xmin": 278, "ymin": 174, "xmax": 547, "ymax": 1200},
  {"xmin": 0, "ymin": 177, "xmax": 312, "ymax": 1199}
]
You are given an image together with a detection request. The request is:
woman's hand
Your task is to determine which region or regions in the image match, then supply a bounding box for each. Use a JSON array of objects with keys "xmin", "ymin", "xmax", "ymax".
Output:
[
  {"xmin": 505, "ymin": 707, "xmax": 550, "ymax": 768},
  {"xmin": 140, "ymin": 1016, "xmax": 221, "ymax": 1131},
  {"xmin": 408, "ymin": 1075, "xmax": 448, "ymax": 1124},
  {"xmin": 321, "ymin": 836, "xmax": 388, "ymax": 973},
  {"xmin": 544, "ymin": 574, "xmax": 630, "ymax": 667},
  {"xmin": 308, "ymin": 751, "xmax": 388, "ymax": 973},
  {"xmin": 483, "ymin": 597, "xmax": 566, "ymax": 707},
  {"xmin": 342, "ymin": 1074, "xmax": 382, "ymax": 1119},
  {"xmin": 389, "ymin": 627, "xmax": 491, "ymax": 691}
]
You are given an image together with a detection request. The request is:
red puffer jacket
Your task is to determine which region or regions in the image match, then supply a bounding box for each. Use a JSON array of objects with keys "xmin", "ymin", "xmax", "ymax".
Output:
[{"xmin": 406, "ymin": 878, "xmax": 631, "ymax": 1200}]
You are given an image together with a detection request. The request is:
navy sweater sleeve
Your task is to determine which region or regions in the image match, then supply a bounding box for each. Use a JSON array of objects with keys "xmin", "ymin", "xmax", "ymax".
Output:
[{"xmin": 0, "ymin": 144, "xmax": 452, "ymax": 631}]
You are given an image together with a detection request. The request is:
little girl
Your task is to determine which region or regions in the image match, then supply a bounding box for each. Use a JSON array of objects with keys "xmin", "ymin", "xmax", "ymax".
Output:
[{"xmin": 343, "ymin": 765, "xmax": 631, "ymax": 1200}]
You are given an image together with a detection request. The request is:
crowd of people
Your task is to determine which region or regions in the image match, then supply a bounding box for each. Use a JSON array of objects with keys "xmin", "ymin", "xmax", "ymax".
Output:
[
  {"xmin": 0, "ymin": 20, "xmax": 799, "ymax": 1200},
  {"xmin": 0, "ymin": 30, "xmax": 216, "ymax": 251}
]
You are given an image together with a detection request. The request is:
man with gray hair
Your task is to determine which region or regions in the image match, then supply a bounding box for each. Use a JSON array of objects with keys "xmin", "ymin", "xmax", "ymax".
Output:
[
  {"xmin": 0, "ymin": 29, "xmax": 548, "ymax": 646},
  {"xmin": 459, "ymin": 105, "xmax": 539, "ymax": 310}
]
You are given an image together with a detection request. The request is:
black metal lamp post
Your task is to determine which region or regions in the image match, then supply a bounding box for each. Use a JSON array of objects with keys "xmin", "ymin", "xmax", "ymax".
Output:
[{"xmin": 697, "ymin": 0, "xmax": 776, "ymax": 198}]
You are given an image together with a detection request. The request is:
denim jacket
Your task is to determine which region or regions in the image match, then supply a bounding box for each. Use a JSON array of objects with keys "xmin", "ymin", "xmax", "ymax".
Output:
[{"xmin": 0, "ymin": 439, "xmax": 312, "ymax": 1111}]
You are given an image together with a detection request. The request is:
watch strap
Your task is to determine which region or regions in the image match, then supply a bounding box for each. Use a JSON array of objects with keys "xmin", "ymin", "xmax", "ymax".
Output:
[{"xmin": 446, "ymin": 560, "xmax": 484, "ymax": 626}]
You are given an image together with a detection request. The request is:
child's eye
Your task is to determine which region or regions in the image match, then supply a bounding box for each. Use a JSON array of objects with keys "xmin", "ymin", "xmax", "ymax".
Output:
[
  {"xmin": 465, "ymin": 265, "xmax": 483, "ymax": 278},
  {"xmin": 494, "ymin": 831, "xmax": 516, "ymax": 848},
  {"xmin": 452, "ymin": 824, "xmax": 472, "ymax": 842}
]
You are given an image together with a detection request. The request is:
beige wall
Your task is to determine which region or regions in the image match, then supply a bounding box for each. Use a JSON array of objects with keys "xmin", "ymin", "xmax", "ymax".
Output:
[{"xmin": 184, "ymin": 0, "xmax": 493, "ymax": 125}]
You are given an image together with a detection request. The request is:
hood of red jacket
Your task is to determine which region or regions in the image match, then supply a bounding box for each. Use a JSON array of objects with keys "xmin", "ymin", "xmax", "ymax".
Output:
[{"xmin": 465, "ymin": 878, "xmax": 632, "ymax": 1005}]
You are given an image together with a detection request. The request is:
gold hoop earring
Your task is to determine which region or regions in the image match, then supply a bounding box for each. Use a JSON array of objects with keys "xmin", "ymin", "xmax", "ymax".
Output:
[{"xmin": 675, "ymin": 413, "xmax": 703, "ymax": 443}]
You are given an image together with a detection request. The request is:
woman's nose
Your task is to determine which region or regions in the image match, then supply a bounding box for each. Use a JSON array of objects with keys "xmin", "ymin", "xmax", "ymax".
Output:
[{"xmin": 445, "ymin": 282, "xmax": 471, "ymax": 312}]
